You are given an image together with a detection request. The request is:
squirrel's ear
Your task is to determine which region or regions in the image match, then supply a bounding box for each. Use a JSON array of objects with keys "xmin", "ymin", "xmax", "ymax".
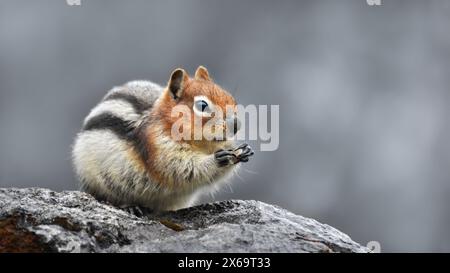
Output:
[
  {"xmin": 195, "ymin": 66, "xmax": 211, "ymax": 81},
  {"xmin": 168, "ymin": 68, "xmax": 189, "ymax": 99}
]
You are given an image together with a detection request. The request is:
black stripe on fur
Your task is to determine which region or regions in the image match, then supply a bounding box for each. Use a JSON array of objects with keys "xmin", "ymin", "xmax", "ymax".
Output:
[
  {"xmin": 104, "ymin": 92, "xmax": 151, "ymax": 114},
  {"xmin": 83, "ymin": 112, "xmax": 149, "ymax": 164}
]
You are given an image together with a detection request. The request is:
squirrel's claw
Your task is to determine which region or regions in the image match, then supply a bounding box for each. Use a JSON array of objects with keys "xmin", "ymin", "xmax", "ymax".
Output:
[
  {"xmin": 214, "ymin": 149, "xmax": 237, "ymax": 167},
  {"xmin": 233, "ymin": 143, "xmax": 254, "ymax": 163},
  {"xmin": 214, "ymin": 143, "xmax": 254, "ymax": 167}
]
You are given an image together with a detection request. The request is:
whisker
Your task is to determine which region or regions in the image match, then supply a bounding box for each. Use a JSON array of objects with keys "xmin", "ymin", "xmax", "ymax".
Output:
[
  {"xmin": 241, "ymin": 168, "xmax": 258, "ymax": 175},
  {"xmin": 234, "ymin": 169, "xmax": 248, "ymax": 184},
  {"xmin": 226, "ymin": 183, "xmax": 234, "ymax": 193}
]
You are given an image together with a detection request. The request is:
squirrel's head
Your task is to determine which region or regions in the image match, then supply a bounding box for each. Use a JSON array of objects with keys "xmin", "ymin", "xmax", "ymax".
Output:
[{"xmin": 156, "ymin": 66, "xmax": 240, "ymax": 150}]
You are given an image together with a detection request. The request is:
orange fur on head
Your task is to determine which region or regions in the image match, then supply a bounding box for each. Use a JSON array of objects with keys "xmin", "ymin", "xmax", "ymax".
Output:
[{"xmin": 153, "ymin": 66, "xmax": 237, "ymax": 151}]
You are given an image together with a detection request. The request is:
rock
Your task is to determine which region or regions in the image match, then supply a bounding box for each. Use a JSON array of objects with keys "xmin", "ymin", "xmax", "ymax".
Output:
[{"xmin": 0, "ymin": 187, "xmax": 368, "ymax": 253}]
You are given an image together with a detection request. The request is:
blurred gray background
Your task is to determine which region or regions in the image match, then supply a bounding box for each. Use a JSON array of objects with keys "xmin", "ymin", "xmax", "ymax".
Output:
[{"xmin": 1, "ymin": 0, "xmax": 449, "ymax": 252}]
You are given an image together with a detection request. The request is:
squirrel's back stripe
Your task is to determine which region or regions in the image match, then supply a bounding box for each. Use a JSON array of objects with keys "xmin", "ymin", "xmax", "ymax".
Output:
[
  {"xmin": 82, "ymin": 112, "xmax": 149, "ymax": 165},
  {"xmin": 83, "ymin": 81, "xmax": 161, "ymax": 128},
  {"xmin": 83, "ymin": 99, "xmax": 141, "ymax": 128},
  {"xmin": 83, "ymin": 112, "xmax": 134, "ymax": 139},
  {"xmin": 79, "ymin": 81, "xmax": 163, "ymax": 168},
  {"xmin": 104, "ymin": 92, "xmax": 152, "ymax": 114}
]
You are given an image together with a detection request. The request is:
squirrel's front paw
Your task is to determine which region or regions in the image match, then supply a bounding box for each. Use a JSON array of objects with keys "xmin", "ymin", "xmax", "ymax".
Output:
[
  {"xmin": 233, "ymin": 143, "xmax": 254, "ymax": 163},
  {"xmin": 214, "ymin": 149, "xmax": 237, "ymax": 167},
  {"xmin": 214, "ymin": 143, "xmax": 254, "ymax": 167}
]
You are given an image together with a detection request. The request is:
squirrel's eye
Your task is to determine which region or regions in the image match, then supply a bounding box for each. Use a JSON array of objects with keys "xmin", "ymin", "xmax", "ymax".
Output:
[{"xmin": 195, "ymin": 100, "xmax": 209, "ymax": 112}]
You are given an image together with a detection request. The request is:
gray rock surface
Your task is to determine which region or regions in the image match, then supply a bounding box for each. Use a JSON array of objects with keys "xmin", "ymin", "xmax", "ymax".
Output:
[{"xmin": 0, "ymin": 188, "xmax": 369, "ymax": 253}]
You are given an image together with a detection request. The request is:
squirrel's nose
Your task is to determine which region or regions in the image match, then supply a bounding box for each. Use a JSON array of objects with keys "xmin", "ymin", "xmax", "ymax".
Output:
[{"xmin": 227, "ymin": 117, "xmax": 241, "ymax": 135}]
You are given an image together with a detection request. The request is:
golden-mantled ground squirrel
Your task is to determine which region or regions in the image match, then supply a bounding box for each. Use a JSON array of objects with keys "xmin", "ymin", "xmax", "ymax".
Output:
[{"xmin": 72, "ymin": 66, "xmax": 253, "ymax": 211}]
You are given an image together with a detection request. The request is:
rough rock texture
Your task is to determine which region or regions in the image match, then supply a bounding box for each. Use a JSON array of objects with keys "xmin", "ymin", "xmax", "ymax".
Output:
[{"xmin": 0, "ymin": 188, "xmax": 368, "ymax": 253}]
